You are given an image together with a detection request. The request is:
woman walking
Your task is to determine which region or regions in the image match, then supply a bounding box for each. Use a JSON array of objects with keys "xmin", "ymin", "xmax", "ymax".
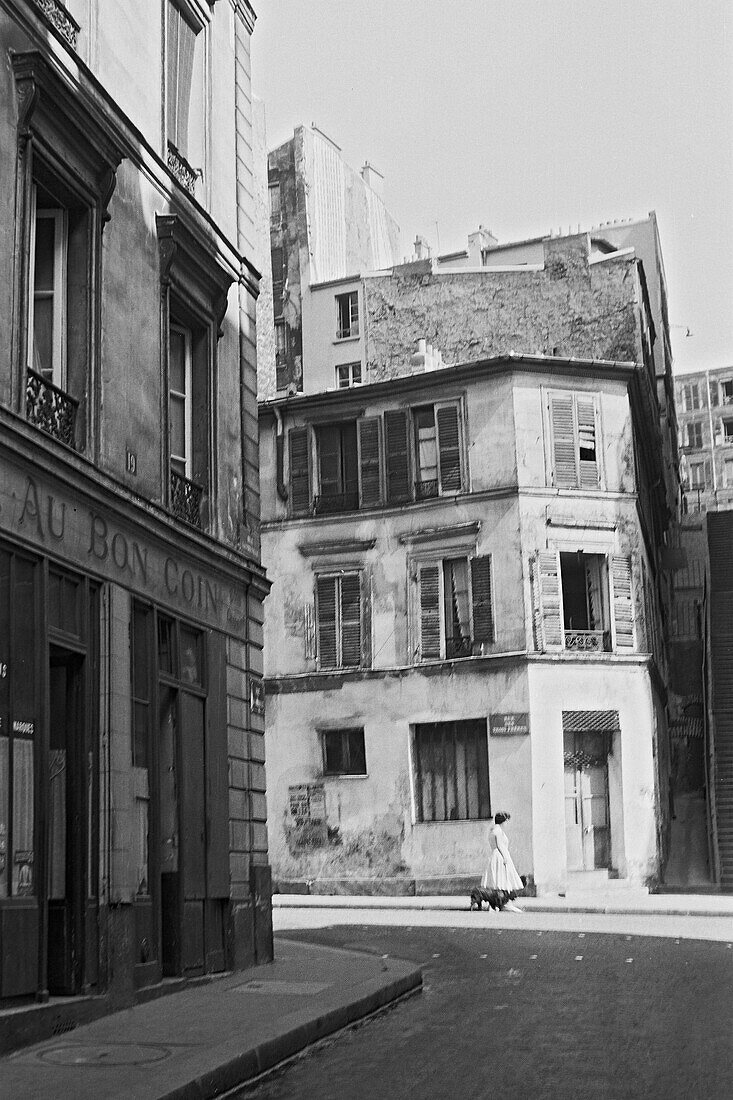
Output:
[{"xmin": 483, "ymin": 811, "xmax": 524, "ymax": 912}]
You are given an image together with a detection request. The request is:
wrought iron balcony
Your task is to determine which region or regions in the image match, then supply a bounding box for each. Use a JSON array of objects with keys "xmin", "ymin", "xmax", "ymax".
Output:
[
  {"xmin": 564, "ymin": 629, "xmax": 611, "ymax": 653},
  {"xmin": 313, "ymin": 491, "xmax": 359, "ymax": 515},
  {"xmin": 446, "ymin": 636, "xmax": 473, "ymax": 659},
  {"xmin": 170, "ymin": 469, "xmax": 203, "ymax": 528},
  {"xmin": 26, "ymin": 368, "xmax": 78, "ymax": 449},
  {"xmin": 415, "ymin": 478, "xmax": 439, "ymax": 500}
]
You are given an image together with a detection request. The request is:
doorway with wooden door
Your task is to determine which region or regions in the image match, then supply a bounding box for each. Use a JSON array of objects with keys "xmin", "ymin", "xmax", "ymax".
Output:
[{"xmin": 563, "ymin": 727, "xmax": 611, "ymax": 872}]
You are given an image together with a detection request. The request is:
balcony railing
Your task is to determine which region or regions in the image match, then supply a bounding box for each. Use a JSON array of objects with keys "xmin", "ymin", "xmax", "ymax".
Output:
[
  {"xmin": 446, "ymin": 636, "xmax": 473, "ymax": 659},
  {"xmin": 415, "ymin": 478, "xmax": 439, "ymax": 500},
  {"xmin": 170, "ymin": 469, "xmax": 203, "ymax": 528},
  {"xmin": 313, "ymin": 491, "xmax": 360, "ymax": 515},
  {"xmin": 564, "ymin": 629, "xmax": 611, "ymax": 653},
  {"xmin": 26, "ymin": 368, "xmax": 78, "ymax": 448}
]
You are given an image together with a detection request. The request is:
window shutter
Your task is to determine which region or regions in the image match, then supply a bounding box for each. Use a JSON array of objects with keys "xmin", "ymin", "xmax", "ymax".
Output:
[
  {"xmin": 384, "ymin": 410, "xmax": 411, "ymax": 502},
  {"xmin": 532, "ymin": 550, "xmax": 564, "ymax": 651},
  {"xmin": 360, "ymin": 572, "xmax": 372, "ymax": 668},
  {"xmin": 304, "ymin": 601, "xmax": 316, "ymax": 660},
  {"xmin": 358, "ymin": 417, "xmax": 381, "ymax": 506},
  {"xmin": 436, "ymin": 404, "xmax": 462, "ymax": 492},
  {"xmin": 576, "ymin": 397, "xmax": 599, "ymax": 489},
  {"xmin": 418, "ymin": 563, "xmax": 442, "ymax": 660},
  {"xmin": 549, "ymin": 393, "xmax": 577, "ymax": 487},
  {"xmin": 470, "ymin": 555, "xmax": 494, "ymax": 644},
  {"xmin": 610, "ymin": 555, "xmax": 635, "ymax": 650},
  {"xmin": 316, "ymin": 576, "xmax": 338, "ymax": 668},
  {"xmin": 288, "ymin": 427, "xmax": 310, "ymax": 514},
  {"xmin": 340, "ymin": 572, "xmax": 362, "ymax": 667}
]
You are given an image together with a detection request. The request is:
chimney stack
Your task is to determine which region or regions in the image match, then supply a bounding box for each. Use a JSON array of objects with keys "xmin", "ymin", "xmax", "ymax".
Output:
[{"xmin": 360, "ymin": 162, "xmax": 384, "ymax": 198}]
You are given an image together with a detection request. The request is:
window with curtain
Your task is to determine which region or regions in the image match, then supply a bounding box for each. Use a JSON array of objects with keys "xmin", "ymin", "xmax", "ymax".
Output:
[{"xmin": 167, "ymin": 2, "xmax": 197, "ymax": 159}]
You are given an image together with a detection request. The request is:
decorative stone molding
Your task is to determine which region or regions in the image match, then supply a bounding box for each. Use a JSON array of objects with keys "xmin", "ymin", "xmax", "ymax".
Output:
[
  {"xmin": 233, "ymin": 0, "xmax": 257, "ymax": 34},
  {"xmin": 156, "ymin": 213, "xmax": 235, "ymax": 336},
  {"xmin": 32, "ymin": 0, "xmax": 80, "ymax": 50},
  {"xmin": 167, "ymin": 142, "xmax": 198, "ymax": 196}
]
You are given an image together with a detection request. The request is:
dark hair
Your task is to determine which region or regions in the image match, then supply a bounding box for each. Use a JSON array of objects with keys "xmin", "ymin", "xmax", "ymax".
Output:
[{"xmin": 494, "ymin": 812, "xmax": 511, "ymax": 825}]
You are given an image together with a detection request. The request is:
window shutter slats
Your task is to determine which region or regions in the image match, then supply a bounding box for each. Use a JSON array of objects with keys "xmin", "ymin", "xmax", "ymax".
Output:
[
  {"xmin": 340, "ymin": 572, "xmax": 362, "ymax": 667},
  {"xmin": 534, "ymin": 550, "xmax": 564, "ymax": 651},
  {"xmin": 288, "ymin": 427, "xmax": 310, "ymax": 514},
  {"xmin": 358, "ymin": 417, "xmax": 381, "ymax": 506},
  {"xmin": 436, "ymin": 405, "xmax": 462, "ymax": 492},
  {"xmin": 384, "ymin": 410, "xmax": 411, "ymax": 502},
  {"xmin": 316, "ymin": 576, "xmax": 338, "ymax": 668},
  {"xmin": 419, "ymin": 563, "xmax": 442, "ymax": 659},
  {"xmin": 470, "ymin": 555, "xmax": 494, "ymax": 644},
  {"xmin": 576, "ymin": 397, "xmax": 599, "ymax": 488},
  {"xmin": 611, "ymin": 555, "xmax": 635, "ymax": 650},
  {"xmin": 550, "ymin": 394, "xmax": 577, "ymax": 487}
]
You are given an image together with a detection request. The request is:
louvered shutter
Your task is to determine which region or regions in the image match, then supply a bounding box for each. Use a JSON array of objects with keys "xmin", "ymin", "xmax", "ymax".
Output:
[
  {"xmin": 288, "ymin": 427, "xmax": 311, "ymax": 514},
  {"xmin": 358, "ymin": 417, "xmax": 381, "ymax": 506},
  {"xmin": 384, "ymin": 410, "xmax": 411, "ymax": 502},
  {"xmin": 610, "ymin": 555, "xmax": 635, "ymax": 650},
  {"xmin": 340, "ymin": 572, "xmax": 362, "ymax": 667},
  {"xmin": 533, "ymin": 550, "xmax": 564, "ymax": 651},
  {"xmin": 436, "ymin": 404, "xmax": 462, "ymax": 492},
  {"xmin": 549, "ymin": 394, "xmax": 577, "ymax": 487},
  {"xmin": 316, "ymin": 575, "xmax": 338, "ymax": 668},
  {"xmin": 470, "ymin": 555, "xmax": 494, "ymax": 644},
  {"xmin": 418, "ymin": 563, "xmax": 442, "ymax": 660},
  {"xmin": 577, "ymin": 397, "xmax": 599, "ymax": 488}
]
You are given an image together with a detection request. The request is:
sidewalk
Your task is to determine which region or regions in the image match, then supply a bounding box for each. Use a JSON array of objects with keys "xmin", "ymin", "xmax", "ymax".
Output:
[{"xmin": 0, "ymin": 941, "xmax": 421, "ymax": 1100}]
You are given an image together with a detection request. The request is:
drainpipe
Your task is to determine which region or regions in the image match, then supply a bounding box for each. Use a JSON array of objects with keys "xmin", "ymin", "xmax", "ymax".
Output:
[{"xmin": 274, "ymin": 407, "xmax": 288, "ymax": 502}]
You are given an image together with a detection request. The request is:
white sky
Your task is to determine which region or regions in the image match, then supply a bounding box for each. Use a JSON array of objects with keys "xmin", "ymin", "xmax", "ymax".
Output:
[{"xmin": 252, "ymin": 0, "xmax": 733, "ymax": 373}]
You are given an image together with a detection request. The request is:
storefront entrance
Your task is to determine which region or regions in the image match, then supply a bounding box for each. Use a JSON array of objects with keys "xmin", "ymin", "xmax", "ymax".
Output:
[{"xmin": 563, "ymin": 727, "xmax": 611, "ymax": 871}]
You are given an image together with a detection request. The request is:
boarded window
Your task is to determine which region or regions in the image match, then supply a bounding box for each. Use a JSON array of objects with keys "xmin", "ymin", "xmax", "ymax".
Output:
[
  {"xmin": 316, "ymin": 573, "xmax": 363, "ymax": 670},
  {"xmin": 414, "ymin": 719, "xmax": 491, "ymax": 822},
  {"xmin": 322, "ymin": 728, "xmax": 367, "ymax": 775}
]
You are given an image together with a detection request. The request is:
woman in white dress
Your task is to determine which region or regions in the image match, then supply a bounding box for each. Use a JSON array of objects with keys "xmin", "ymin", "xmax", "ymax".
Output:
[{"xmin": 483, "ymin": 811, "xmax": 524, "ymax": 912}]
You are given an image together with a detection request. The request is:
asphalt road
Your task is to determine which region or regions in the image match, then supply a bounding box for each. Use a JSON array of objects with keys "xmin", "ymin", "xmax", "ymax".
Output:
[{"xmin": 236, "ymin": 923, "xmax": 733, "ymax": 1100}]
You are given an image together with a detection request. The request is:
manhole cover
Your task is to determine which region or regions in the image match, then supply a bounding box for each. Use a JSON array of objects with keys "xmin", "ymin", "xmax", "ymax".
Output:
[
  {"xmin": 232, "ymin": 979, "xmax": 330, "ymax": 996},
  {"xmin": 38, "ymin": 1042, "xmax": 172, "ymax": 1067}
]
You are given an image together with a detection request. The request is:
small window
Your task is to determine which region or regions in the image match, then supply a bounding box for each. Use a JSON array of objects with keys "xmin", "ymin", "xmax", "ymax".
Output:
[
  {"xmin": 721, "ymin": 380, "xmax": 733, "ymax": 406},
  {"xmin": 723, "ymin": 419, "xmax": 733, "ymax": 444},
  {"xmin": 413, "ymin": 719, "xmax": 491, "ymax": 822},
  {"xmin": 681, "ymin": 383, "xmax": 701, "ymax": 412},
  {"xmin": 336, "ymin": 291, "xmax": 359, "ymax": 339},
  {"xmin": 688, "ymin": 461, "xmax": 706, "ymax": 489},
  {"xmin": 322, "ymin": 728, "xmax": 367, "ymax": 776},
  {"xmin": 269, "ymin": 183, "xmax": 282, "ymax": 227},
  {"xmin": 336, "ymin": 362, "xmax": 362, "ymax": 388}
]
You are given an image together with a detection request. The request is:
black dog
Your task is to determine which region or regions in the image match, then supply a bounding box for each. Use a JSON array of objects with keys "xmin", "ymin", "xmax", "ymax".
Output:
[{"xmin": 470, "ymin": 886, "xmax": 504, "ymax": 911}]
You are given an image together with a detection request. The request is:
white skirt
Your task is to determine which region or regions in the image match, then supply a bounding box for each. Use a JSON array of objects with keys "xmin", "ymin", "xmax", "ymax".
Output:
[{"xmin": 482, "ymin": 848, "xmax": 524, "ymax": 893}]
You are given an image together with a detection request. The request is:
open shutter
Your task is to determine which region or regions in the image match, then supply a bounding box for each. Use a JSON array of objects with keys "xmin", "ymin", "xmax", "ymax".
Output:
[
  {"xmin": 549, "ymin": 393, "xmax": 577, "ymax": 488},
  {"xmin": 418, "ymin": 562, "xmax": 442, "ymax": 660},
  {"xmin": 340, "ymin": 572, "xmax": 362, "ymax": 667},
  {"xmin": 384, "ymin": 410, "xmax": 411, "ymax": 502},
  {"xmin": 470, "ymin": 555, "xmax": 494, "ymax": 644},
  {"xmin": 610, "ymin": 555, "xmax": 635, "ymax": 650},
  {"xmin": 358, "ymin": 417, "xmax": 381, "ymax": 506},
  {"xmin": 288, "ymin": 427, "xmax": 311, "ymax": 514},
  {"xmin": 533, "ymin": 550, "xmax": 564, "ymax": 651},
  {"xmin": 436, "ymin": 404, "xmax": 462, "ymax": 492},
  {"xmin": 316, "ymin": 575, "xmax": 338, "ymax": 668},
  {"xmin": 577, "ymin": 397, "xmax": 600, "ymax": 489}
]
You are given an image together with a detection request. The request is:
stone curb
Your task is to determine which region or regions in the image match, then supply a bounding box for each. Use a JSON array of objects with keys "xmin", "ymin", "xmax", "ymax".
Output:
[
  {"xmin": 158, "ymin": 965, "xmax": 423, "ymax": 1100},
  {"xmin": 273, "ymin": 896, "xmax": 733, "ymax": 919}
]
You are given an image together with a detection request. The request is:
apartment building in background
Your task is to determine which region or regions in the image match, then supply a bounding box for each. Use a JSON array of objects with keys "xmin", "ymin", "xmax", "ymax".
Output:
[
  {"xmin": 0, "ymin": 0, "xmax": 271, "ymax": 1027},
  {"xmin": 675, "ymin": 365, "xmax": 733, "ymax": 513}
]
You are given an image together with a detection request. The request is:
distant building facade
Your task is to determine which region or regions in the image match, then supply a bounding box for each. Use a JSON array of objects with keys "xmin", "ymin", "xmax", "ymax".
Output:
[
  {"xmin": 0, "ymin": 0, "xmax": 271, "ymax": 1014},
  {"xmin": 674, "ymin": 365, "xmax": 733, "ymax": 513}
]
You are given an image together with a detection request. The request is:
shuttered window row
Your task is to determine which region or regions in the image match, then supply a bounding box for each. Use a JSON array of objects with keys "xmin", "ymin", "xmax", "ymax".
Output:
[
  {"xmin": 287, "ymin": 402, "xmax": 464, "ymax": 515},
  {"xmin": 415, "ymin": 555, "xmax": 495, "ymax": 661}
]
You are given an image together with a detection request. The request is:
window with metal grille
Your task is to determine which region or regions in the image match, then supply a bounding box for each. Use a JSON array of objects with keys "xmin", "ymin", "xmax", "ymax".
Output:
[
  {"xmin": 415, "ymin": 555, "xmax": 494, "ymax": 661},
  {"xmin": 413, "ymin": 720, "xmax": 491, "ymax": 822},
  {"xmin": 316, "ymin": 573, "xmax": 363, "ymax": 669},
  {"xmin": 336, "ymin": 291, "xmax": 359, "ymax": 339},
  {"xmin": 547, "ymin": 391, "xmax": 600, "ymax": 489},
  {"xmin": 321, "ymin": 728, "xmax": 367, "ymax": 776}
]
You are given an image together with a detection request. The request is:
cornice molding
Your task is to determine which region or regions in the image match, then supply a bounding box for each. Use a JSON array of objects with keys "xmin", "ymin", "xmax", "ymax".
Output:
[
  {"xmin": 156, "ymin": 213, "xmax": 236, "ymax": 335},
  {"xmin": 298, "ymin": 538, "xmax": 377, "ymax": 558}
]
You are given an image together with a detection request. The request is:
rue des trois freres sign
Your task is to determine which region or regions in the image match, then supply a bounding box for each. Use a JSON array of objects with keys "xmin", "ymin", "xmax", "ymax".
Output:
[{"xmin": 0, "ymin": 465, "xmax": 248, "ymax": 635}]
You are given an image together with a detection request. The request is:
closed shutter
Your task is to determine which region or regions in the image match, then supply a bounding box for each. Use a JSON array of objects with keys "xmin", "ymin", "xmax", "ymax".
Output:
[
  {"xmin": 288, "ymin": 427, "xmax": 311, "ymax": 514},
  {"xmin": 577, "ymin": 397, "xmax": 599, "ymax": 488},
  {"xmin": 549, "ymin": 393, "xmax": 577, "ymax": 487},
  {"xmin": 470, "ymin": 555, "xmax": 494, "ymax": 644},
  {"xmin": 610, "ymin": 555, "xmax": 635, "ymax": 650},
  {"xmin": 436, "ymin": 404, "xmax": 462, "ymax": 492},
  {"xmin": 205, "ymin": 632, "xmax": 230, "ymax": 897},
  {"xmin": 358, "ymin": 417, "xmax": 381, "ymax": 506},
  {"xmin": 418, "ymin": 562, "xmax": 442, "ymax": 659},
  {"xmin": 316, "ymin": 575, "xmax": 338, "ymax": 668},
  {"xmin": 533, "ymin": 550, "xmax": 564, "ymax": 651},
  {"xmin": 340, "ymin": 573, "xmax": 362, "ymax": 667},
  {"xmin": 271, "ymin": 246, "xmax": 284, "ymax": 317},
  {"xmin": 384, "ymin": 410, "xmax": 411, "ymax": 502}
]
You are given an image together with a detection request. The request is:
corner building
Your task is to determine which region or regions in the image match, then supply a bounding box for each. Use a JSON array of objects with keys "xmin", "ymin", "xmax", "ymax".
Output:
[{"xmin": 0, "ymin": 0, "xmax": 271, "ymax": 1013}]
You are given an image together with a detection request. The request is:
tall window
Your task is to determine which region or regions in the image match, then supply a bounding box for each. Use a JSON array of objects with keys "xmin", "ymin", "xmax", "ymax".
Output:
[
  {"xmin": 547, "ymin": 391, "xmax": 600, "ymax": 489},
  {"xmin": 269, "ymin": 183, "xmax": 282, "ymax": 228},
  {"xmin": 29, "ymin": 199, "xmax": 66, "ymax": 389},
  {"xmin": 166, "ymin": 2, "xmax": 197, "ymax": 159},
  {"xmin": 336, "ymin": 291, "xmax": 359, "ymax": 339},
  {"xmin": 169, "ymin": 322, "xmax": 193, "ymax": 479},
  {"xmin": 559, "ymin": 552, "xmax": 611, "ymax": 651},
  {"xmin": 314, "ymin": 422, "xmax": 358, "ymax": 513},
  {"xmin": 682, "ymin": 422, "xmax": 703, "ymax": 449},
  {"xmin": 413, "ymin": 720, "xmax": 491, "ymax": 822},
  {"xmin": 415, "ymin": 555, "xmax": 494, "ymax": 661},
  {"xmin": 316, "ymin": 572, "xmax": 363, "ymax": 670},
  {"xmin": 532, "ymin": 550, "xmax": 634, "ymax": 653},
  {"xmin": 131, "ymin": 603, "xmax": 152, "ymax": 897},
  {"xmin": 688, "ymin": 460, "xmax": 706, "ymax": 489},
  {"xmin": 680, "ymin": 382, "xmax": 701, "ymax": 412}
]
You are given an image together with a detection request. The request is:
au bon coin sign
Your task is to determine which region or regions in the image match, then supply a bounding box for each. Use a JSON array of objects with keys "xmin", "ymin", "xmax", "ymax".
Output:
[{"xmin": 489, "ymin": 712, "xmax": 530, "ymax": 737}]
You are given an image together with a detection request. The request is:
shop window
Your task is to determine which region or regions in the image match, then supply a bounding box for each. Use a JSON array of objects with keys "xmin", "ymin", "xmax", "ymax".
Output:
[
  {"xmin": 321, "ymin": 728, "xmax": 367, "ymax": 776},
  {"xmin": 413, "ymin": 719, "xmax": 491, "ymax": 823},
  {"xmin": 532, "ymin": 550, "xmax": 635, "ymax": 653},
  {"xmin": 315, "ymin": 572, "xmax": 364, "ymax": 670},
  {"xmin": 547, "ymin": 391, "xmax": 601, "ymax": 489},
  {"xmin": 414, "ymin": 555, "xmax": 494, "ymax": 661},
  {"xmin": 48, "ymin": 569, "xmax": 81, "ymax": 638},
  {"xmin": 336, "ymin": 291, "xmax": 359, "ymax": 339},
  {"xmin": 336, "ymin": 362, "xmax": 362, "ymax": 388},
  {"xmin": 165, "ymin": 0, "xmax": 206, "ymax": 191}
]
